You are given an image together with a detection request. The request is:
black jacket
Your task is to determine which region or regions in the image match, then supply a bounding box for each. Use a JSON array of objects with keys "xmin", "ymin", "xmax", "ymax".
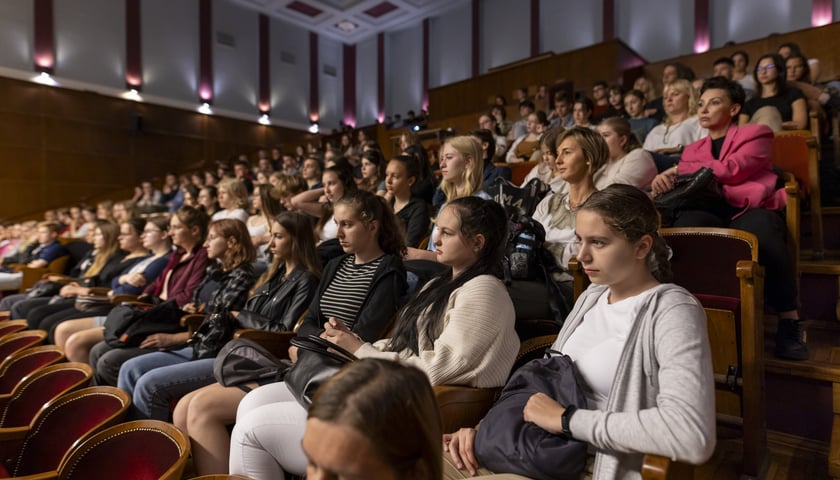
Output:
[
  {"xmin": 298, "ymin": 253, "xmax": 407, "ymax": 342},
  {"xmin": 235, "ymin": 266, "xmax": 319, "ymax": 332}
]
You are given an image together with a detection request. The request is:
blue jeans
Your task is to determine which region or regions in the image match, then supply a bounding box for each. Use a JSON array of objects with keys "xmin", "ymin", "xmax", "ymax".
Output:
[{"xmin": 117, "ymin": 348, "xmax": 216, "ymax": 421}]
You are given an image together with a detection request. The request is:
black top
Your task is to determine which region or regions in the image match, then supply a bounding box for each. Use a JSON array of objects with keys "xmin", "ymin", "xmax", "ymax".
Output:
[
  {"xmin": 742, "ymin": 86, "xmax": 805, "ymax": 122},
  {"xmin": 395, "ymin": 197, "xmax": 431, "ymax": 248},
  {"xmin": 711, "ymin": 136, "xmax": 726, "ymax": 160}
]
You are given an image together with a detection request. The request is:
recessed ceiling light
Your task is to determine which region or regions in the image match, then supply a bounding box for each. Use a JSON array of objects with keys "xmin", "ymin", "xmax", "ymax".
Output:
[{"xmin": 335, "ymin": 20, "xmax": 358, "ymax": 32}]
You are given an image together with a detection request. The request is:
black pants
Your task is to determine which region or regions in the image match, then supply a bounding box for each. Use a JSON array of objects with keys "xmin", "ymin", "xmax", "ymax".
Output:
[{"xmin": 673, "ymin": 208, "xmax": 797, "ymax": 312}]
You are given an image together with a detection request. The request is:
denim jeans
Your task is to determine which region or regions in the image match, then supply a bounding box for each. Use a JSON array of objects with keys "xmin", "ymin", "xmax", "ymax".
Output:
[{"xmin": 117, "ymin": 347, "xmax": 216, "ymax": 421}]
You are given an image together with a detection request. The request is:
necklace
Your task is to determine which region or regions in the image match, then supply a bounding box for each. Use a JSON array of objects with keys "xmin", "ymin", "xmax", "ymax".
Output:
[{"xmin": 662, "ymin": 118, "xmax": 686, "ymax": 144}]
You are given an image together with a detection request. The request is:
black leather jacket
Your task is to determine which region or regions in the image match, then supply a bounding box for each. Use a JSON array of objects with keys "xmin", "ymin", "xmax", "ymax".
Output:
[{"xmin": 235, "ymin": 266, "xmax": 319, "ymax": 332}]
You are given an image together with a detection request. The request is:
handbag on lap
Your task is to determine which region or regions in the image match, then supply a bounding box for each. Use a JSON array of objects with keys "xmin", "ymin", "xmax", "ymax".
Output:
[
  {"xmin": 102, "ymin": 300, "xmax": 185, "ymax": 348},
  {"xmin": 474, "ymin": 351, "xmax": 589, "ymax": 480},
  {"xmin": 284, "ymin": 335, "xmax": 357, "ymax": 408},
  {"xmin": 654, "ymin": 167, "xmax": 726, "ymax": 226}
]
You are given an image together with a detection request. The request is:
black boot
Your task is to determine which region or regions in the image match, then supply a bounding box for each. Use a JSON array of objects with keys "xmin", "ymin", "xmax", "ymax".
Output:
[{"xmin": 774, "ymin": 319, "xmax": 808, "ymax": 361}]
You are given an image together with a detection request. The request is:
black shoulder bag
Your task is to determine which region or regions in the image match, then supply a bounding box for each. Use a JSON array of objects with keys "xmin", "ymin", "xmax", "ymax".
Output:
[{"xmin": 284, "ymin": 335, "xmax": 357, "ymax": 408}]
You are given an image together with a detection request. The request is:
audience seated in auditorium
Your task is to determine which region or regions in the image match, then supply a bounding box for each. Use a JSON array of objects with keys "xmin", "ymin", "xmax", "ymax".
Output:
[
  {"xmin": 0, "ymin": 221, "xmax": 67, "ymax": 291},
  {"xmin": 402, "ymin": 143, "xmax": 438, "ymax": 205},
  {"xmin": 509, "ymin": 100, "xmax": 536, "ymax": 141},
  {"xmin": 478, "ymin": 113, "xmax": 508, "ymax": 159},
  {"xmin": 643, "ymin": 79, "xmax": 707, "ymax": 171},
  {"xmin": 595, "ymin": 117, "xmax": 657, "ymax": 190},
  {"xmin": 651, "ymin": 76, "xmax": 805, "ymax": 360},
  {"xmin": 197, "ymin": 185, "xmax": 221, "ymax": 218},
  {"xmin": 491, "ymin": 104, "xmax": 511, "ymax": 137},
  {"xmin": 548, "ymin": 92, "xmax": 575, "ymax": 130},
  {"xmin": 739, "ymin": 53, "xmax": 808, "ymax": 131},
  {"xmin": 117, "ymin": 219, "xmax": 256, "ymax": 421},
  {"xmin": 591, "ymin": 81, "xmax": 611, "ymax": 120},
  {"xmin": 247, "ymin": 183, "xmax": 284, "ymax": 265},
  {"xmin": 409, "ymin": 136, "xmax": 489, "ymax": 261},
  {"xmin": 213, "ymin": 178, "xmax": 250, "ymax": 223},
  {"xmin": 471, "ymin": 129, "xmax": 512, "ymax": 191},
  {"xmin": 533, "ymin": 127, "xmax": 608, "ymax": 286},
  {"xmin": 624, "ymin": 89, "xmax": 659, "ymax": 143},
  {"xmin": 55, "ymin": 216, "xmax": 173, "ymax": 362},
  {"xmin": 359, "ymin": 149, "xmax": 387, "ymax": 195},
  {"xmin": 731, "ymin": 50, "xmax": 758, "ymax": 100},
  {"xmin": 133, "ymin": 181, "xmax": 164, "ymax": 213},
  {"xmin": 506, "ymin": 111, "xmax": 545, "ymax": 164},
  {"xmin": 383, "ymin": 155, "xmax": 431, "ymax": 249},
  {"xmin": 647, "ymin": 62, "xmax": 696, "ymax": 122},
  {"xmin": 778, "ymin": 41, "xmax": 820, "ymax": 83},
  {"xmin": 444, "ymin": 184, "xmax": 715, "ymax": 479},
  {"xmin": 87, "ymin": 206, "xmax": 210, "ymax": 386},
  {"xmin": 229, "ymin": 196, "xmax": 517, "ymax": 480},
  {"xmin": 300, "ymin": 156, "xmax": 323, "ymax": 190},
  {"xmin": 303, "ymin": 359, "xmax": 443, "ymax": 479},
  {"xmin": 572, "ymin": 97, "xmax": 597, "ymax": 130},
  {"xmin": 521, "ymin": 126, "xmax": 565, "ymax": 192}
]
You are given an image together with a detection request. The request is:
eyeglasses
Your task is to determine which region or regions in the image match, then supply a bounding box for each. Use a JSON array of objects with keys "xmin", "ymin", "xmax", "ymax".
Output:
[{"xmin": 756, "ymin": 64, "xmax": 776, "ymax": 73}]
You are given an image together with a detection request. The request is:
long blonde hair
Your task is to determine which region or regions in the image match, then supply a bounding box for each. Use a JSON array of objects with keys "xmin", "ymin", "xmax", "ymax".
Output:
[
  {"xmin": 439, "ymin": 136, "xmax": 484, "ymax": 203},
  {"xmin": 85, "ymin": 221, "xmax": 120, "ymax": 279}
]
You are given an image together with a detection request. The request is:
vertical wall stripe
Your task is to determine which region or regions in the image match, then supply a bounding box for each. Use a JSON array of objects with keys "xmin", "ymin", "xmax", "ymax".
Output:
[
  {"xmin": 258, "ymin": 14, "xmax": 270, "ymax": 113},
  {"xmin": 125, "ymin": 0, "xmax": 141, "ymax": 89},
  {"xmin": 198, "ymin": 0, "xmax": 213, "ymax": 102},
  {"xmin": 309, "ymin": 32, "xmax": 319, "ymax": 122},
  {"xmin": 693, "ymin": 0, "xmax": 710, "ymax": 53},
  {"xmin": 343, "ymin": 44, "xmax": 356, "ymax": 127},
  {"xmin": 33, "ymin": 0, "xmax": 55, "ymax": 73},
  {"xmin": 602, "ymin": 0, "xmax": 615, "ymax": 41},
  {"xmin": 422, "ymin": 18, "xmax": 430, "ymax": 110},
  {"xmin": 377, "ymin": 33, "xmax": 384, "ymax": 122},
  {"xmin": 530, "ymin": 0, "xmax": 539, "ymax": 56},
  {"xmin": 812, "ymin": 0, "xmax": 833, "ymax": 26},
  {"xmin": 471, "ymin": 0, "xmax": 479, "ymax": 77}
]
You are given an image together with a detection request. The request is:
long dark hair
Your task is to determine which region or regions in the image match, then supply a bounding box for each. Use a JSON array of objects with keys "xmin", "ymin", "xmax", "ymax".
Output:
[
  {"xmin": 317, "ymin": 164, "xmax": 358, "ymax": 232},
  {"xmin": 386, "ymin": 197, "xmax": 508, "ymax": 355},
  {"xmin": 252, "ymin": 211, "xmax": 320, "ymax": 294}
]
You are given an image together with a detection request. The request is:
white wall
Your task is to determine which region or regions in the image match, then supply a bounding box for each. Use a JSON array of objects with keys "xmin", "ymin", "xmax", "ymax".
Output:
[
  {"xmin": 269, "ymin": 18, "xmax": 309, "ymax": 125},
  {"xmin": 0, "ymin": 0, "xmax": 33, "ymax": 72},
  {"xmin": 615, "ymin": 0, "xmax": 694, "ymax": 62},
  {"xmin": 539, "ymin": 0, "xmax": 602, "ymax": 54},
  {"xmin": 480, "ymin": 0, "xmax": 529, "ymax": 72},
  {"xmin": 356, "ymin": 36, "xmax": 378, "ymax": 127},
  {"xmin": 142, "ymin": 0, "xmax": 199, "ymax": 104},
  {"xmin": 318, "ymin": 35, "xmax": 343, "ymax": 131},
  {"xmin": 212, "ymin": 0, "xmax": 258, "ymax": 115},
  {"xmin": 429, "ymin": 2, "xmax": 471, "ymax": 88},
  {"xmin": 385, "ymin": 24, "xmax": 423, "ymax": 118},
  {"xmin": 710, "ymin": 0, "xmax": 812, "ymax": 47},
  {"xmin": 54, "ymin": 0, "xmax": 125, "ymax": 89}
]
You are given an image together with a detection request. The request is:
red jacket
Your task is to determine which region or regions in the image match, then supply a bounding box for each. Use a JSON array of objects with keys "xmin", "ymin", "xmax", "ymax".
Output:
[{"xmin": 680, "ymin": 124, "xmax": 786, "ymax": 212}]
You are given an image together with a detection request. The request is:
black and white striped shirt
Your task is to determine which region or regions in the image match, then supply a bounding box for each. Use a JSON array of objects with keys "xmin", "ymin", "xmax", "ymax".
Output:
[{"xmin": 319, "ymin": 254, "xmax": 383, "ymax": 330}]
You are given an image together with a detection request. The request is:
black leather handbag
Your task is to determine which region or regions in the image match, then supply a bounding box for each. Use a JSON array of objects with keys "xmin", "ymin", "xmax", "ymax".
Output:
[
  {"xmin": 188, "ymin": 309, "xmax": 234, "ymax": 360},
  {"xmin": 654, "ymin": 167, "xmax": 725, "ymax": 226},
  {"xmin": 284, "ymin": 335, "xmax": 357, "ymax": 408}
]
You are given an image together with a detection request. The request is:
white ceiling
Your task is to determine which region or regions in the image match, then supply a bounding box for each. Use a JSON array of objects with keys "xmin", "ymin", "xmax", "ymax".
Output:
[{"xmin": 229, "ymin": 0, "xmax": 470, "ymax": 44}]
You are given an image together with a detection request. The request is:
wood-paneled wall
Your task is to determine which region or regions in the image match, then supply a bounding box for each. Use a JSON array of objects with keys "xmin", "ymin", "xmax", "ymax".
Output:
[
  {"xmin": 428, "ymin": 39, "xmax": 646, "ymax": 120},
  {"xmin": 643, "ymin": 22, "xmax": 840, "ymax": 94},
  {"xmin": 0, "ymin": 76, "xmax": 308, "ymax": 222}
]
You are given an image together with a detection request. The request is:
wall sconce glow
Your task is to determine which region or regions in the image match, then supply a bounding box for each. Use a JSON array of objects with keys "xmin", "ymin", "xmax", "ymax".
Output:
[
  {"xmin": 198, "ymin": 103, "xmax": 213, "ymax": 115},
  {"xmin": 35, "ymin": 55, "xmax": 54, "ymax": 73},
  {"xmin": 122, "ymin": 89, "xmax": 143, "ymax": 102},
  {"xmin": 258, "ymin": 114, "xmax": 271, "ymax": 125},
  {"xmin": 258, "ymin": 102, "xmax": 271, "ymax": 115},
  {"xmin": 33, "ymin": 72, "xmax": 58, "ymax": 86},
  {"xmin": 199, "ymin": 87, "xmax": 213, "ymax": 103},
  {"xmin": 308, "ymin": 122, "xmax": 319, "ymax": 134},
  {"xmin": 812, "ymin": 11, "xmax": 832, "ymax": 26},
  {"xmin": 693, "ymin": 36, "xmax": 710, "ymax": 54}
]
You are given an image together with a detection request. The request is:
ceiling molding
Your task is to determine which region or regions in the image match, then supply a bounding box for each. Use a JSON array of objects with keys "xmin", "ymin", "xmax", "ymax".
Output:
[{"xmin": 229, "ymin": 0, "xmax": 470, "ymax": 44}]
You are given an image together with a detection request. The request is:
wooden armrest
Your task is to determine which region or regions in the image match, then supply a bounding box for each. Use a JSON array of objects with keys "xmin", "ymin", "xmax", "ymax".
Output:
[
  {"xmin": 233, "ymin": 330, "xmax": 296, "ymax": 359},
  {"xmin": 641, "ymin": 454, "xmax": 694, "ymax": 480},
  {"xmin": 181, "ymin": 313, "xmax": 206, "ymax": 334},
  {"xmin": 0, "ymin": 426, "xmax": 30, "ymax": 443},
  {"xmin": 110, "ymin": 294, "xmax": 139, "ymax": 304},
  {"xmin": 434, "ymin": 385, "xmax": 501, "ymax": 433},
  {"xmin": 87, "ymin": 287, "xmax": 111, "ymax": 296}
]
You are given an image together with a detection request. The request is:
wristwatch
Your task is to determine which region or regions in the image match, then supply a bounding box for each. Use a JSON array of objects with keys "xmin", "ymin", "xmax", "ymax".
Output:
[{"xmin": 561, "ymin": 404, "xmax": 577, "ymax": 438}]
